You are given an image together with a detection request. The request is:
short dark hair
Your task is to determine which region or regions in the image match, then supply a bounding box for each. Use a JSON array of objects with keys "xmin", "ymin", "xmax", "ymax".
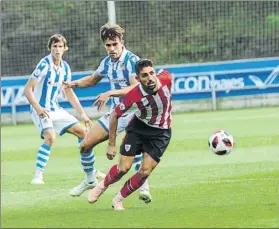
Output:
[
  {"xmin": 135, "ymin": 59, "xmax": 154, "ymax": 75},
  {"xmin": 47, "ymin": 34, "xmax": 68, "ymax": 51},
  {"xmin": 100, "ymin": 24, "xmax": 125, "ymax": 43}
]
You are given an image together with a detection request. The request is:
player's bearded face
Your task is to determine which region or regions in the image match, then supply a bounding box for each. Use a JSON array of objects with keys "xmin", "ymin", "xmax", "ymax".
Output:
[
  {"xmin": 104, "ymin": 38, "xmax": 123, "ymax": 60},
  {"xmin": 50, "ymin": 41, "xmax": 66, "ymax": 61},
  {"xmin": 138, "ymin": 66, "xmax": 157, "ymax": 93}
]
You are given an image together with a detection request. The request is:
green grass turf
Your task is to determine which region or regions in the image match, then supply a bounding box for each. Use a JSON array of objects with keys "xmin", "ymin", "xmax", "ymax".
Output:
[{"xmin": 1, "ymin": 107, "xmax": 279, "ymax": 228}]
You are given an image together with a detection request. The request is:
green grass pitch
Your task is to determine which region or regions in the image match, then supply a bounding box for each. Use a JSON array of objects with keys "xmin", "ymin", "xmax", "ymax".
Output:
[{"xmin": 1, "ymin": 107, "xmax": 279, "ymax": 228}]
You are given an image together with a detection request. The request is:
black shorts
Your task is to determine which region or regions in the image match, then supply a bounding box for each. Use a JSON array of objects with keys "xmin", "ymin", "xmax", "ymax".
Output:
[{"xmin": 120, "ymin": 117, "xmax": 172, "ymax": 163}]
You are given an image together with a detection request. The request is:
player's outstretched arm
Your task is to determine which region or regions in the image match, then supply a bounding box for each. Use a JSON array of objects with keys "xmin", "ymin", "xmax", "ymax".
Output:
[
  {"xmin": 24, "ymin": 78, "xmax": 50, "ymax": 118},
  {"xmin": 108, "ymin": 76, "xmax": 138, "ymax": 97},
  {"xmin": 63, "ymin": 87, "xmax": 93, "ymax": 129},
  {"xmin": 93, "ymin": 76, "xmax": 138, "ymax": 111},
  {"xmin": 63, "ymin": 72, "xmax": 103, "ymax": 89},
  {"xmin": 106, "ymin": 110, "xmax": 119, "ymax": 160}
]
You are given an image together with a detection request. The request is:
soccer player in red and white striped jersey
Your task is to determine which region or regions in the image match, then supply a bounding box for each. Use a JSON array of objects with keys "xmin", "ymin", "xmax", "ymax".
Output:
[
  {"xmin": 115, "ymin": 66, "xmax": 172, "ymax": 129},
  {"xmin": 88, "ymin": 59, "xmax": 173, "ymax": 210}
]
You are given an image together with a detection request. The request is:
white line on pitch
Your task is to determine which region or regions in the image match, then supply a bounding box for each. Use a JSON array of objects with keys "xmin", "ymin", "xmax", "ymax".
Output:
[
  {"xmin": 2, "ymin": 177, "xmax": 278, "ymax": 195},
  {"xmin": 194, "ymin": 177, "xmax": 279, "ymax": 185},
  {"xmin": 182, "ymin": 114, "xmax": 279, "ymax": 123}
]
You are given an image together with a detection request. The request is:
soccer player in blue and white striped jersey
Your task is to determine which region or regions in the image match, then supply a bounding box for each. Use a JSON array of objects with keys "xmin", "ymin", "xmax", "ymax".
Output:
[
  {"xmin": 24, "ymin": 34, "xmax": 99, "ymax": 186},
  {"xmin": 64, "ymin": 24, "xmax": 152, "ymax": 203}
]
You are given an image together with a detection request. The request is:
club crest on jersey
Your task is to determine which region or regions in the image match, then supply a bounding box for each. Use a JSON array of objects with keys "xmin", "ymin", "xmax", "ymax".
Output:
[
  {"xmin": 119, "ymin": 103, "xmax": 125, "ymax": 111},
  {"xmin": 33, "ymin": 69, "xmax": 41, "ymax": 77},
  {"xmin": 129, "ymin": 56, "xmax": 137, "ymax": 63},
  {"xmin": 125, "ymin": 144, "xmax": 131, "ymax": 152},
  {"xmin": 120, "ymin": 62, "xmax": 125, "ymax": 70}
]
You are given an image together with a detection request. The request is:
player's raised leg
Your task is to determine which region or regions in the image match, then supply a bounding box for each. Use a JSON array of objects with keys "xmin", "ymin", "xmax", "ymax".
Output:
[
  {"xmin": 31, "ymin": 128, "xmax": 56, "ymax": 184},
  {"xmin": 112, "ymin": 153, "xmax": 158, "ymax": 210},
  {"xmin": 133, "ymin": 154, "xmax": 152, "ymax": 203},
  {"xmin": 66, "ymin": 123, "xmax": 97, "ymax": 196},
  {"xmin": 118, "ymin": 113, "xmax": 152, "ymax": 203},
  {"xmin": 69, "ymin": 122, "xmax": 109, "ymax": 196},
  {"xmin": 88, "ymin": 155, "xmax": 134, "ymax": 204}
]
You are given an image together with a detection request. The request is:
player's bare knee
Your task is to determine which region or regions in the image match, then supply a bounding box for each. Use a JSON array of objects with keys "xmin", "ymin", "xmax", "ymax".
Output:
[
  {"xmin": 75, "ymin": 127, "xmax": 86, "ymax": 139},
  {"xmin": 138, "ymin": 167, "xmax": 151, "ymax": 178},
  {"xmin": 80, "ymin": 141, "xmax": 92, "ymax": 153},
  {"xmin": 118, "ymin": 167, "xmax": 129, "ymax": 175},
  {"xmin": 118, "ymin": 164, "xmax": 131, "ymax": 175},
  {"xmin": 45, "ymin": 134, "xmax": 56, "ymax": 146}
]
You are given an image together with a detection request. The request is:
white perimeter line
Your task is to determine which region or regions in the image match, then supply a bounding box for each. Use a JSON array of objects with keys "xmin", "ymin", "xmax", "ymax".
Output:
[
  {"xmin": 150, "ymin": 177, "xmax": 279, "ymax": 188},
  {"xmin": 194, "ymin": 177, "xmax": 279, "ymax": 185},
  {"xmin": 182, "ymin": 113, "xmax": 279, "ymax": 123},
  {"xmin": 2, "ymin": 178, "xmax": 278, "ymax": 195}
]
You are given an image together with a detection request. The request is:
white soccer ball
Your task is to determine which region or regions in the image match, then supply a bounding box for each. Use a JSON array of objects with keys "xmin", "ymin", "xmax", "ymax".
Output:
[{"xmin": 208, "ymin": 130, "xmax": 234, "ymax": 155}]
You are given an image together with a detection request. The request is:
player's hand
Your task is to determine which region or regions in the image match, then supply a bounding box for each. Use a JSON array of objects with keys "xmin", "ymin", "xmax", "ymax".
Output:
[
  {"xmin": 106, "ymin": 145, "xmax": 117, "ymax": 160},
  {"xmin": 93, "ymin": 92, "xmax": 110, "ymax": 112},
  {"xmin": 61, "ymin": 84, "xmax": 68, "ymax": 99},
  {"xmin": 62, "ymin": 81, "xmax": 78, "ymax": 89},
  {"xmin": 36, "ymin": 107, "xmax": 50, "ymax": 119},
  {"xmin": 81, "ymin": 113, "xmax": 93, "ymax": 131}
]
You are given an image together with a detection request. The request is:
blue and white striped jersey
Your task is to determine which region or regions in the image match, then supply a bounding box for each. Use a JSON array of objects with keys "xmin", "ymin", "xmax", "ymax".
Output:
[
  {"xmin": 30, "ymin": 54, "xmax": 71, "ymax": 111},
  {"xmin": 95, "ymin": 48, "xmax": 139, "ymax": 111}
]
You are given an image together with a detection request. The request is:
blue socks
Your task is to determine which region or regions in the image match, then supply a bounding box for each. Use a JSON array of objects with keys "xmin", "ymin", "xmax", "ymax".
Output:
[
  {"xmin": 78, "ymin": 138, "xmax": 96, "ymax": 184},
  {"xmin": 35, "ymin": 143, "xmax": 51, "ymax": 177}
]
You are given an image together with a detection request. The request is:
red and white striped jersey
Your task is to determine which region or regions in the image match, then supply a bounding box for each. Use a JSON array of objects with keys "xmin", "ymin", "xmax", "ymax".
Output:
[{"xmin": 115, "ymin": 69, "xmax": 172, "ymax": 129}]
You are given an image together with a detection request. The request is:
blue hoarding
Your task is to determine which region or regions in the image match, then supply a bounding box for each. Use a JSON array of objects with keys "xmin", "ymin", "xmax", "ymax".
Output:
[{"xmin": 1, "ymin": 57, "xmax": 279, "ymax": 114}]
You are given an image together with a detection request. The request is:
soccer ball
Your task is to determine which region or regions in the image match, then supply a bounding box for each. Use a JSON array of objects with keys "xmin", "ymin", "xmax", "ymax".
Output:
[{"xmin": 208, "ymin": 130, "xmax": 234, "ymax": 155}]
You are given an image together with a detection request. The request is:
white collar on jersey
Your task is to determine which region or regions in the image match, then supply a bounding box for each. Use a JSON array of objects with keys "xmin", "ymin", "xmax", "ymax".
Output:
[
  {"xmin": 109, "ymin": 47, "xmax": 128, "ymax": 64},
  {"xmin": 47, "ymin": 54, "xmax": 63, "ymax": 70},
  {"xmin": 139, "ymin": 76, "xmax": 162, "ymax": 96}
]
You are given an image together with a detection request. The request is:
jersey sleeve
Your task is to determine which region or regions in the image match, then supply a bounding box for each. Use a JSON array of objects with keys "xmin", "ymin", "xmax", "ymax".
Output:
[
  {"xmin": 158, "ymin": 69, "xmax": 173, "ymax": 86},
  {"xmin": 126, "ymin": 55, "xmax": 140, "ymax": 81},
  {"xmin": 95, "ymin": 57, "xmax": 109, "ymax": 78},
  {"xmin": 115, "ymin": 88, "xmax": 138, "ymax": 117},
  {"xmin": 30, "ymin": 59, "xmax": 49, "ymax": 82}
]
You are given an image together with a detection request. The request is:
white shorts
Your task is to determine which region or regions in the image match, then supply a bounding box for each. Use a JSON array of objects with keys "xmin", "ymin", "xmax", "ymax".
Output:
[
  {"xmin": 98, "ymin": 112, "xmax": 134, "ymax": 136},
  {"xmin": 31, "ymin": 108, "xmax": 79, "ymax": 138}
]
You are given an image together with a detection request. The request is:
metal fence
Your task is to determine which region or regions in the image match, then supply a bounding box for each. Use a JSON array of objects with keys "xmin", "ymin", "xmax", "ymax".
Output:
[{"xmin": 2, "ymin": 1, "xmax": 279, "ymax": 76}]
